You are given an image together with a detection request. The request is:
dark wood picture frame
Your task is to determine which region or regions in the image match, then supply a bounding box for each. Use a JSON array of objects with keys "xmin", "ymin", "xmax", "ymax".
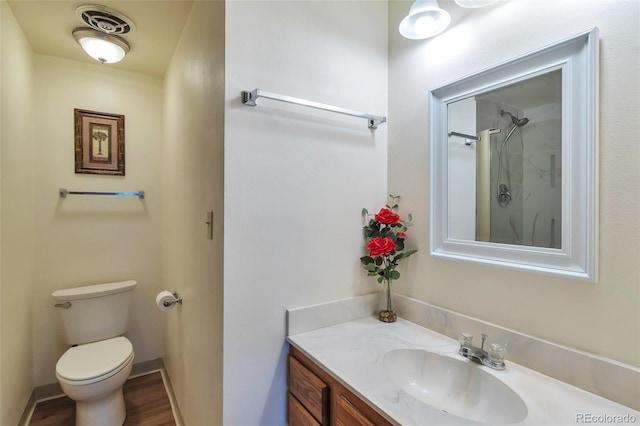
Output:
[{"xmin": 74, "ymin": 109, "xmax": 125, "ymax": 175}]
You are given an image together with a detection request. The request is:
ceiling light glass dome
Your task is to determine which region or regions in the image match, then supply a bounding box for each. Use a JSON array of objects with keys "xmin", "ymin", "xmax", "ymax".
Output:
[
  {"xmin": 72, "ymin": 28, "xmax": 130, "ymax": 64},
  {"xmin": 399, "ymin": 0, "xmax": 451, "ymax": 40}
]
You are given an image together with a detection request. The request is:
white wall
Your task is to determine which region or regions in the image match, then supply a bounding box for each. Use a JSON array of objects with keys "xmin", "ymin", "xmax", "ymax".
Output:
[
  {"xmin": 162, "ymin": 0, "xmax": 224, "ymax": 424},
  {"xmin": 32, "ymin": 55, "xmax": 165, "ymax": 385},
  {"xmin": 0, "ymin": 1, "xmax": 36, "ymax": 423},
  {"xmin": 224, "ymin": 1, "xmax": 388, "ymax": 424},
  {"xmin": 389, "ymin": 0, "xmax": 640, "ymax": 366}
]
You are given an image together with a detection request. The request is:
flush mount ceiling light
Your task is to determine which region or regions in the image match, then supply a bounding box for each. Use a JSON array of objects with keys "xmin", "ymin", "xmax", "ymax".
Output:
[
  {"xmin": 399, "ymin": 0, "xmax": 451, "ymax": 40},
  {"xmin": 453, "ymin": 0, "xmax": 498, "ymax": 7},
  {"xmin": 72, "ymin": 28, "xmax": 130, "ymax": 64},
  {"xmin": 72, "ymin": 5, "xmax": 134, "ymax": 64}
]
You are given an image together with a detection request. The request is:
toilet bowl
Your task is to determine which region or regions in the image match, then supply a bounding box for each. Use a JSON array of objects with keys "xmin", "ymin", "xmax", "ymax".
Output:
[
  {"xmin": 56, "ymin": 336, "xmax": 135, "ymax": 426},
  {"xmin": 52, "ymin": 280, "xmax": 137, "ymax": 425}
]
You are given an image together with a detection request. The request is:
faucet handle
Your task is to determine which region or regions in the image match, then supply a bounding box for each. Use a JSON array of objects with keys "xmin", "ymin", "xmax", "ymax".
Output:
[
  {"xmin": 459, "ymin": 333, "xmax": 473, "ymax": 346},
  {"xmin": 481, "ymin": 333, "xmax": 487, "ymax": 350},
  {"xmin": 489, "ymin": 343, "xmax": 506, "ymax": 364}
]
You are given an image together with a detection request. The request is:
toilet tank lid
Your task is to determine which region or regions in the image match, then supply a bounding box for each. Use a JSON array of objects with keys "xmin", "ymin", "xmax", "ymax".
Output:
[{"xmin": 52, "ymin": 280, "xmax": 137, "ymax": 301}]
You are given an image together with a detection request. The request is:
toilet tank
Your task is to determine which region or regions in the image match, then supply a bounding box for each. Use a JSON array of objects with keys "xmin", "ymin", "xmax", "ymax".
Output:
[{"xmin": 52, "ymin": 280, "xmax": 137, "ymax": 345}]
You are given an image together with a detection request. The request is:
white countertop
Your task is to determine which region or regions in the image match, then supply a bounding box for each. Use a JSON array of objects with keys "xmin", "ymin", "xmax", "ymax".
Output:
[{"xmin": 287, "ymin": 316, "xmax": 639, "ymax": 425}]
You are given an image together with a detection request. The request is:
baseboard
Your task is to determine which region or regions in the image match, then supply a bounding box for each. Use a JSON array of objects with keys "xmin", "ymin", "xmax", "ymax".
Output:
[
  {"xmin": 129, "ymin": 357, "xmax": 165, "ymax": 378},
  {"xmin": 161, "ymin": 369, "xmax": 185, "ymax": 426},
  {"xmin": 17, "ymin": 392, "xmax": 36, "ymax": 426}
]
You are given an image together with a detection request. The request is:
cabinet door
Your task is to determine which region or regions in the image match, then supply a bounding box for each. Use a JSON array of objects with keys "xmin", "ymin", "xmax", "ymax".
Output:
[
  {"xmin": 289, "ymin": 392, "xmax": 321, "ymax": 426},
  {"xmin": 289, "ymin": 355, "xmax": 329, "ymax": 424},
  {"xmin": 335, "ymin": 394, "xmax": 376, "ymax": 426},
  {"xmin": 289, "ymin": 348, "xmax": 392, "ymax": 426}
]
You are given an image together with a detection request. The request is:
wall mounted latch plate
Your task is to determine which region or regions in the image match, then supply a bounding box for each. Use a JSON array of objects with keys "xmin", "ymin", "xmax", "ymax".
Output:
[{"xmin": 206, "ymin": 210, "xmax": 214, "ymax": 240}]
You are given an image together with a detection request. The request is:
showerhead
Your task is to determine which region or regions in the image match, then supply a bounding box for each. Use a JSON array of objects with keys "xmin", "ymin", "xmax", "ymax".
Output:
[{"xmin": 500, "ymin": 109, "xmax": 529, "ymax": 127}]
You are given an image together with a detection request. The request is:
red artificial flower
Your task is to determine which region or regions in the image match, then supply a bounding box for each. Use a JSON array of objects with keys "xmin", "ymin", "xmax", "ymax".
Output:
[
  {"xmin": 366, "ymin": 237, "xmax": 396, "ymax": 257},
  {"xmin": 374, "ymin": 208, "xmax": 401, "ymax": 225},
  {"xmin": 397, "ymin": 232, "xmax": 406, "ymax": 239}
]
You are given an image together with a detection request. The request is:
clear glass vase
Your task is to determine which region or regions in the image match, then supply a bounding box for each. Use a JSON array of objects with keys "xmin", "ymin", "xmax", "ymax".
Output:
[{"xmin": 378, "ymin": 278, "xmax": 397, "ymax": 323}]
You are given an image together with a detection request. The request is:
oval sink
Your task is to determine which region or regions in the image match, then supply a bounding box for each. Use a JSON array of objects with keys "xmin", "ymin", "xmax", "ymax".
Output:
[{"xmin": 383, "ymin": 349, "xmax": 527, "ymax": 424}]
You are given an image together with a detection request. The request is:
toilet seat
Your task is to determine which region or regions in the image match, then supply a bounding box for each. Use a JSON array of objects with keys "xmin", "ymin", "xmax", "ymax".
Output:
[{"xmin": 56, "ymin": 336, "xmax": 134, "ymax": 385}]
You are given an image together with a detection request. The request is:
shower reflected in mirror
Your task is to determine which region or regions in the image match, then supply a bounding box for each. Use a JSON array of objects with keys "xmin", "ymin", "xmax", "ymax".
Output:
[{"xmin": 447, "ymin": 69, "xmax": 562, "ymax": 249}]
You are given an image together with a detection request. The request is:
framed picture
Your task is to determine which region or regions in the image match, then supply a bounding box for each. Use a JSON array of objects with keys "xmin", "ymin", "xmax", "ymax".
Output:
[{"xmin": 74, "ymin": 109, "xmax": 125, "ymax": 175}]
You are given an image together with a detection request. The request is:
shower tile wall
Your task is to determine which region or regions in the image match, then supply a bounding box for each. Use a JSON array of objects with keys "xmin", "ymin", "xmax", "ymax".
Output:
[{"xmin": 523, "ymin": 102, "xmax": 562, "ymax": 249}]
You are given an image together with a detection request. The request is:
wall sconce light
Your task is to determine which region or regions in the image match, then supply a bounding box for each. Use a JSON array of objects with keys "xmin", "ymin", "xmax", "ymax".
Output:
[
  {"xmin": 72, "ymin": 28, "xmax": 130, "ymax": 64},
  {"xmin": 399, "ymin": 0, "xmax": 451, "ymax": 39},
  {"xmin": 453, "ymin": 0, "xmax": 498, "ymax": 7}
]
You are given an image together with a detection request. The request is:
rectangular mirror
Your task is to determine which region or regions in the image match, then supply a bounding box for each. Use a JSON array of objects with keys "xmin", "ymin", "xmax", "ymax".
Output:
[{"xmin": 429, "ymin": 29, "xmax": 599, "ymax": 281}]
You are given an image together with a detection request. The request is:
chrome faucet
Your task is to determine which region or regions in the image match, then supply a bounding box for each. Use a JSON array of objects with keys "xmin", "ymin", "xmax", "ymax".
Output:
[{"xmin": 459, "ymin": 333, "xmax": 506, "ymax": 370}]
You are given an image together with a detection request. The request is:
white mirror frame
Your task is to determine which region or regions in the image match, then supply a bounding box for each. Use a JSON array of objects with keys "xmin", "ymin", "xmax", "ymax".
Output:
[{"xmin": 429, "ymin": 28, "xmax": 599, "ymax": 282}]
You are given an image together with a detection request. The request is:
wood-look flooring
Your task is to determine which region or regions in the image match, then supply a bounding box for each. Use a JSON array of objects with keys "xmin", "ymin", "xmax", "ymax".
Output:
[{"xmin": 29, "ymin": 371, "xmax": 176, "ymax": 426}]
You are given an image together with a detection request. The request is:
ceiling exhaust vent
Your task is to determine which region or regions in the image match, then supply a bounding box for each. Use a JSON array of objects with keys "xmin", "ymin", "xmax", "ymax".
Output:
[{"xmin": 76, "ymin": 5, "xmax": 136, "ymax": 35}]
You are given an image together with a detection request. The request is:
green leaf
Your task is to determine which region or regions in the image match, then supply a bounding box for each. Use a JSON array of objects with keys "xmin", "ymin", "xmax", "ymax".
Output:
[
  {"xmin": 402, "ymin": 249, "xmax": 418, "ymax": 258},
  {"xmin": 374, "ymin": 257, "xmax": 383, "ymax": 266},
  {"xmin": 377, "ymin": 276, "xmax": 384, "ymax": 283},
  {"xmin": 360, "ymin": 256, "xmax": 374, "ymax": 265},
  {"xmin": 390, "ymin": 270, "xmax": 401, "ymax": 280},
  {"xmin": 362, "ymin": 208, "xmax": 369, "ymax": 215},
  {"xmin": 408, "ymin": 213, "xmax": 413, "ymax": 221},
  {"xmin": 364, "ymin": 263, "xmax": 377, "ymax": 272}
]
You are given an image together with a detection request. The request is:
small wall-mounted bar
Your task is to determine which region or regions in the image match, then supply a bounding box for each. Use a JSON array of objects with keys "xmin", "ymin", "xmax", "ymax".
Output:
[
  {"xmin": 59, "ymin": 188, "xmax": 145, "ymax": 199},
  {"xmin": 241, "ymin": 89, "xmax": 387, "ymax": 130},
  {"xmin": 448, "ymin": 131, "xmax": 480, "ymax": 146},
  {"xmin": 163, "ymin": 291, "xmax": 183, "ymax": 307}
]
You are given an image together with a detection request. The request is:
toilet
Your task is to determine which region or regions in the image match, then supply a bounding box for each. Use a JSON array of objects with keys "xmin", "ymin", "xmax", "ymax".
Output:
[{"xmin": 52, "ymin": 280, "xmax": 137, "ymax": 426}]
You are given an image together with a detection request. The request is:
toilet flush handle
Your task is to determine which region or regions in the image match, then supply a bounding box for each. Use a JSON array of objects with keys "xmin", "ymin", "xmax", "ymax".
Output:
[{"xmin": 54, "ymin": 301, "xmax": 72, "ymax": 309}]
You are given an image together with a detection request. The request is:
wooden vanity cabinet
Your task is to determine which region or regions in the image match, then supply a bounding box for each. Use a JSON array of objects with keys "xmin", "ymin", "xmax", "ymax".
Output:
[
  {"xmin": 288, "ymin": 346, "xmax": 392, "ymax": 426},
  {"xmin": 289, "ymin": 353, "xmax": 329, "ymax": 425}
]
